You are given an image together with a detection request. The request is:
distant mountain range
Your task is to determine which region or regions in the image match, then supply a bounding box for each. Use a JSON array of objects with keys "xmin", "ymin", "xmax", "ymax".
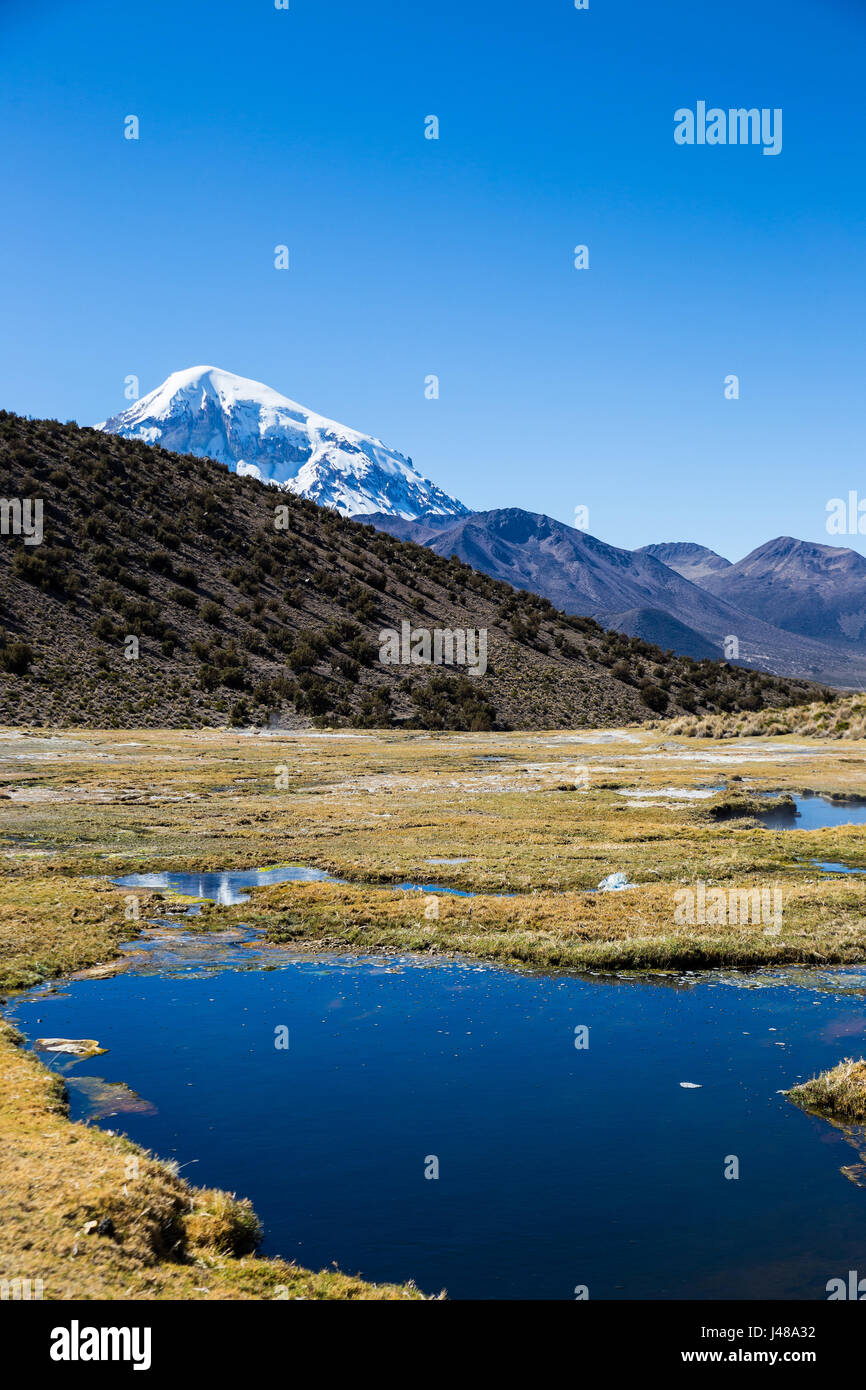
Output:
[
  {"xmin": 366, "ymin": 511, "xmax": 866, "ymax": 687},
  {"xmin": 636, "ymin": 542, "xmax": 732, "ymax": 586},
  {"xmin": 693, "ymin": 537, "xmax": 866, "ymax": 645},
  {"xmin": 637, "ymin": 537, "xmax": 866, "ymax": 651},
  {"xmin": 98, "ymin": 367, "xmax": 467, "ymax": 519},
  {"xmin": 95, "ymin": 367, "xmax": 866, "ymax": 688}
]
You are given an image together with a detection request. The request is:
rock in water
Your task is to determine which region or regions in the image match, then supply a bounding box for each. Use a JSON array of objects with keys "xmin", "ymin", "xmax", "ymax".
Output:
[{"xmin": 34, "ymin": 1037, "xmax": 105, "ymax": 1056}]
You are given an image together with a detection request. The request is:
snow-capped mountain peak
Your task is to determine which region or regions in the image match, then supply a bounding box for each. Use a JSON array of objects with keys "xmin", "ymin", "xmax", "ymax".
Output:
[{"xmin": 96, "ymin": 366, "xmax": 468, "ymax": 519}]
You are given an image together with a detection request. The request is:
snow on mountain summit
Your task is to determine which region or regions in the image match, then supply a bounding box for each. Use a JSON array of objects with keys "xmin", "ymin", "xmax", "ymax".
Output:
[{"xmin": 96, "ymin": 366, "xmax": 468, "ymax": 519}]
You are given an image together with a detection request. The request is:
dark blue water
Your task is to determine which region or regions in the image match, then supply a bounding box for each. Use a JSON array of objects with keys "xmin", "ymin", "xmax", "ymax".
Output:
[
  {"xmin": 758, "ymin": 794, "xmax": 866, "ymax": 831},
  {"xmin": 10, "ymin": 939, "xmax": 866, "ymax": 1300}
]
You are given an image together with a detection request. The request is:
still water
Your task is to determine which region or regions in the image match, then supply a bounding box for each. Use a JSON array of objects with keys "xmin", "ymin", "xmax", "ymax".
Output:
[
  {"xmin": 114, "ymin": 866, "xmax": 490, "ymax": 904},
  {"xmin": 757, "ymin": 793, "xmax": 866, "ymax": 832},
  {"xmin": 9, "ymin": 909, "xmax": 866, "ymax": 1300}
]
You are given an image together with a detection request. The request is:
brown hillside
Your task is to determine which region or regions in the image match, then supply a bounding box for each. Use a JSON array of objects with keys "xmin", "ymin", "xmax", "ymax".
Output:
[{"xmin": 0, "ymin": 414, "xmax": 826, "ymax": 730}]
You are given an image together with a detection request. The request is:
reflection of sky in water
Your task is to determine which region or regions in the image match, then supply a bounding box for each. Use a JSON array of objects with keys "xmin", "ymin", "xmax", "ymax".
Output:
[
  {"xmin": 113, "ymin": 865, "xmax": 339, "ymax": 906},
  {"xmin": 810, "ymin": 860, "xmax": 866, "ymax": 876},
  {"xmin": 113, "ymin": 866, "xmax": 514, "ymax": 905},
  {"xmin": 758, "ymin": 794, "xmax": 866, "ymax": 831}
]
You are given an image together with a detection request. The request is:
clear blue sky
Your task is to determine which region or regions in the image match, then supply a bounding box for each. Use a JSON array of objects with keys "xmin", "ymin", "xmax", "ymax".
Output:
[{"xmin": 2, "ymin": 0, "xmax": 865, "ymax": 559}]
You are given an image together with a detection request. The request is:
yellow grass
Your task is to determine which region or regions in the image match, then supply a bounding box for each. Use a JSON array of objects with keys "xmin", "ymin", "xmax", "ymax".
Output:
[{"xmin": 787, "ymin": 1058, "xmax": 866, "ymax": 1124}]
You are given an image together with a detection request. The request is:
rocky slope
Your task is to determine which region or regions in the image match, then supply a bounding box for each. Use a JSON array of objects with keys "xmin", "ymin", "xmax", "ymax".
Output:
[
  {"xmin": 635, "ymin": 541, "xmax": 732, "ymax": 585},
  {"xmin": 696, "ymin": 536, "xmax": 866, "ymax": 647}
]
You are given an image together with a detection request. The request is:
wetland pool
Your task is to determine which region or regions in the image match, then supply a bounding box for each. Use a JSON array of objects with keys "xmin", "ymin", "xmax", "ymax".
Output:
[{"xmin": 9, "ymin": 916, "xmax": 866, "ymax": 1299}]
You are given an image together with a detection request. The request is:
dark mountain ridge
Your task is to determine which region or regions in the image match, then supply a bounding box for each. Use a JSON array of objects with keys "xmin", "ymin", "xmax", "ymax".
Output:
[
  {"xmin": 366, "ymin": 509, "xmax": 866, "ymax": 687},
  {"xmin": 697, "ymin": 536, "xmax": 866, "ymax": 646},
  {"xmin": 0, "ymin": 414, "xmax": 823, "ymax": 729},
  {"xmin": 635, "ymin": 541, "xmax": 732, "ymax": 585}
]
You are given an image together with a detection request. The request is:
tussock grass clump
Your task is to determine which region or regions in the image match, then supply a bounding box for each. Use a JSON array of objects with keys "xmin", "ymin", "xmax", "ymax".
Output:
[
  {"xmin": 703, "ymin": 791, "xmax": 794, "ymax": 822},
  {"xmin": 184, "ymin": 1190, "xmax": 263, "ymax": 1256},
  {"xmin": 787, "ymin": 1059, "xmax": 866, "ymax": 1123},
  {"xmin": 666, "ymin": 694, "xmax": 866, "ymax": 741}
]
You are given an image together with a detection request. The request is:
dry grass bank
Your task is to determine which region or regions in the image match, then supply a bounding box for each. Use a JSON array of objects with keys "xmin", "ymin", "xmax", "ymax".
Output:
[
  {"xmin": 0, "ymin": 1022, "xmax": 421, "ymax": 1300},
  {"xmin": 787, "ymin": 1058, "xmax": 866, "ymax": 1124},
  {"xmin": 665, "ymin": 693, "xmax": 866, "ymax": 741}
]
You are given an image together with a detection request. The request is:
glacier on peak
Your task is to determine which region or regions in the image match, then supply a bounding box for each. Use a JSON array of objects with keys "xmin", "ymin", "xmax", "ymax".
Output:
[{"xmin": 96, "ymin": 366, "xmax": 468, "ymax": 520}]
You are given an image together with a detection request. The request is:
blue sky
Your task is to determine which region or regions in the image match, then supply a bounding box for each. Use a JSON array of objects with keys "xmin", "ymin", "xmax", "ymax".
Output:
[{"xmin": 2, "ymin": 0, "xmax": 865, "ymax": 559}]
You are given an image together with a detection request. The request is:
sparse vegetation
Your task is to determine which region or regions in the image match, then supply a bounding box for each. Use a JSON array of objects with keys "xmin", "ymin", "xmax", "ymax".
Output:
[
  {"xmin": 667, "ymin": 693, "xmax": 860, "ymax": 741},
  {"xmin": 787, "ymin": 1059, "xmax": 866, "ymax": 1123}
]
